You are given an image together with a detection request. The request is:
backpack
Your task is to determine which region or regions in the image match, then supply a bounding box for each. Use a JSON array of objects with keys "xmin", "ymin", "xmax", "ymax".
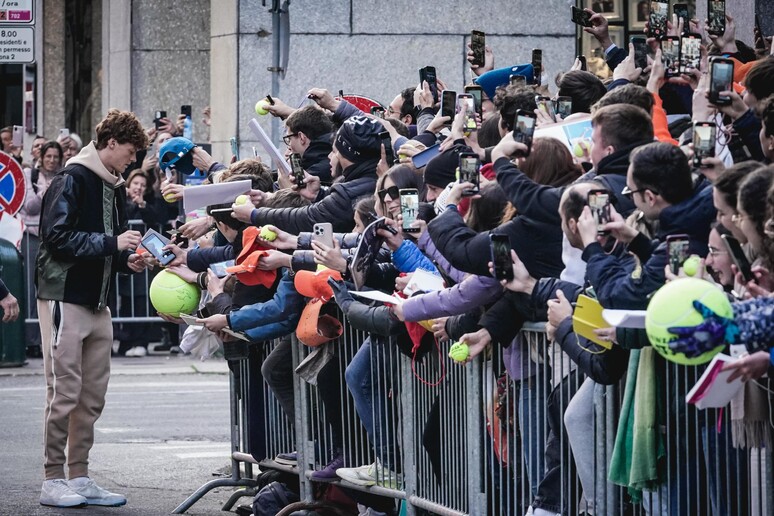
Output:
[{"xmin": 252, "ymin": 481, "xmax": 299, "ymax": 516}]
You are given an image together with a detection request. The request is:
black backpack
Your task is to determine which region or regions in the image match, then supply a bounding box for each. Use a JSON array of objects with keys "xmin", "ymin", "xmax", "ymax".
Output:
[{"xmin": 253, "ymin": 481, "xmax": 299, "ymax": 516}]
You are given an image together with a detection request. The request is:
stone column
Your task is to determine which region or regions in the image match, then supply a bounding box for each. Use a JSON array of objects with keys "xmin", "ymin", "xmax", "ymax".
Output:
[
  {"xmin": 41, "ymin": 0, "xmax": 65, "ymax": 139},
  {"xmin": 101, "ymin": 0, "xmax": 132, "ymax": 114}
]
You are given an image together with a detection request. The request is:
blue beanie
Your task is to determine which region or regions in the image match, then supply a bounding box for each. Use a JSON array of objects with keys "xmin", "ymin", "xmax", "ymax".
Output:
[{"xmin": 474, "ymin": 64, "xmax": 535, "ymax": 100}]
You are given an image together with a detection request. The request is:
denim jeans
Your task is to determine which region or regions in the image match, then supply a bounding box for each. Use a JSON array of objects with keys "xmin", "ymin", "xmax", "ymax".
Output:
[
  {"xmin": 518, "ymin": 371, "xmax": 551, "ymax": 498},
  {"xmin": 345, "ymin": 336, "xmax": 399, "ymax": 469}
]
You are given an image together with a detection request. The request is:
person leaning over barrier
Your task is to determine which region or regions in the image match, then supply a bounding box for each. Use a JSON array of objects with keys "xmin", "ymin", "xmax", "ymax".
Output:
[{"xmin": 36, "ymin": 109, "xmax": 149, "ymax": 508}]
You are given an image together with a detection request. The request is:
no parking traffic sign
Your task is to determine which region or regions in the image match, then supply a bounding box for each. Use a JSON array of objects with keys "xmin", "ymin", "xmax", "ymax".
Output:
[{"xmin": 0, "ymin": 151, "xmax": 26, "ymax": 216}]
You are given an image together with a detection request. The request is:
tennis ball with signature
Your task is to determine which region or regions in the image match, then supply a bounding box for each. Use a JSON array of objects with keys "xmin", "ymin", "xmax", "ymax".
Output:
[
  {"xmin": 255, "ymin": 99, "xmax": 271, "ymax": 115},
  {"xmin": 448, "ymin": 342, "xmax": 470, "ymax": 363},
  {"xmin": 259, "ymin": 227, "xmax": 277, "ymax": 241}
]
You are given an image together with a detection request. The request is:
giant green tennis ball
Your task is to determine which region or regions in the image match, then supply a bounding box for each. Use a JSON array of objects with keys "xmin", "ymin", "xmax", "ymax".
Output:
[
  {"xmin": 150, "ymin": 270, "xmax": 201, "ymax": 317},
  {"xmin": 255, "ymin": 99, "xmax": 271, "ymax": 115},
  {"xmin": 645, "ymin": 277, "xmax": 732, "ymax": 365},
  {"xmin": 448, "ymin": 342, "xmax": 469, "ymax": 363}
]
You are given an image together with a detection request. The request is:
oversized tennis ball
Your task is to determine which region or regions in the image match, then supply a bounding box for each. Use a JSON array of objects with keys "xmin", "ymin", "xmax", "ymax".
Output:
[
  {"xmin": 150, "ymin": 270, "xmax": 201, "ymax": 317},
  {"xmin": 235, "ymin": 194, "xmax": 249, "ymax": 205},
  {"xmin": 645, "ymin": 277, "xmax": 732, "ymax": 365},
  {"xmin": 683, "ymin": 255, "xmax": 701, "ymax": 277},
  {"xmin": 164, "ymin": 192, "xmax": 177, "ymax": 203},
  {"xmin": 255, "ymin": 99, "xmax": 271, "ymax": 115},
  {"xmin": 259, "ymin": 226, "xmax": 277, "ymax": 241},
  {"xmin": 448, "ymin": 342, "xmax": 469, "ymax": 363}
]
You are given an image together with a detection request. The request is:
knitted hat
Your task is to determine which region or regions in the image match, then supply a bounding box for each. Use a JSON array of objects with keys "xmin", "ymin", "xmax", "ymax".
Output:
[
  {"xmin": 474, "ymin": 64, "xmax": 535, "ymax": 100},
  {"xmin": 335, "ymin": 116, "xmax": 383, "ymax": 163},
  {"xmin": 424, "ymin": 146, "xmax": 462, "ymax": 189}
]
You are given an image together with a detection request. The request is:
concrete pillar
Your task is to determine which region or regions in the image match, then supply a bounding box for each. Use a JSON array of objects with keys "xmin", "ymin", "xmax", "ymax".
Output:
[
  {"xmin": 101, "ymin": 0, "xmax": 132, "ymax": 113},
  {"xmin": 41, "ymin": 0, "xmax": 65, "ymax": 139},
  {"xmin": 209, "ymin": 0, "xmax": 239, "ymax": 163}
]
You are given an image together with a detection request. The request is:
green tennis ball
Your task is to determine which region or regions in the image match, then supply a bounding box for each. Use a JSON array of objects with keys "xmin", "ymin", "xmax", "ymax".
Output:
[
  {"xmin": 163, "ymin": 192, "xmax": 177, "ymax": 203},
  {"xmin": 645, "ymin": 277, "xmax": 732, "ymax": 365},
  {"xmin": 255, "ymin": 99, "xmax": 270, "ymax": 115},
  {"xmin": 150, "ymin": 270, "xmax": 201, "ymax": 317},
  {"xmin": 260, "ymin": 227, "xmax": 277, "ymax": 242},
  {"xmin": 683, "ymin": 255, "xmax": 701, "ymax": 277},
  {"xmin": 235, "ymin": 194, "xmax": 249, "ymax": 205},
  {"xmin": 448, "ymin": 342, "xmax": 469, "ymax": 363}
]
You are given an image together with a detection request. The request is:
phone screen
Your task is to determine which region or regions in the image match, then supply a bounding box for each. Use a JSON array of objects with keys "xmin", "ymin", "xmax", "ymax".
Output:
[
  {"xmin": 441, "ymin": 90, "xmax": 457, "ymax": 120},
  {"xmin": 710, "ymin": 59, "xmax": 734, "ymax": 104},
  {"xmin": 667, "ymin": 236, "xmax": 690, "ymax": 274},
  {"xmin": 491, "ymin": 235, "xmax": 514, "ymax": 281},
  {"xmin": 588, "ymin": 191, "xmax": 611, "ymax": 233},
  {"xmin": 290, "ymin": 153, "xmax": 306, "ymax": 187},
  {"xmin": 693, "ymin": 123, "xmax": 716, "ymax": 167},
  {"xmin": 209, "ymin": 260, "xmax": 235, "ymax": 278},
  {"xmin": 722, "ymin": 234, "xmax": 753, "ymax": 282},
  {"xmin": 512, "ymin": 111, "xmax": 536, "ymax": 154},
  {"xmin": 708, "ymin": 0, "xmax": 726, "ymax": 35},
  {"xmin": 370, "ymin": 106, "xmax": 385, "ymax": 118},
  {"xmin": 459, "ymin": 154, "xmax": 480, "ymax": 195},
  {"xmin": 379, "ymin": 131, "xmax": 395, "ymax": 167},
  {"xmin": 142, "ymin": 234, "xmax": 175, "ymax": 265},
  {"xmin": 571, "ymin": 6, "xmax": 593, "ymax": 27},
  {"xmin": 457, "ymin": 94, "xmax": 477, "ymax": 132},
  {"xmin": 471, "ymin": 31, "xmax": 486, "ymax": 67},
  {"xmin": 400, "ymin": 190, "xmax": 419, "ymax": 232},
  {"xmin": 674, "ymin": 4, "xmax": 689, "ymax": 24},
  {"xmin": 420, "ymin": 66, "xmax": 438, "ymax": 104},
  {"xmin": 556, "ymin": 97, "xmax": 572, "ymax": 118},
  {"xmin": 679, "ymin": 34, "xmax": 701, "ymax": 74},
  {"xmin": 181, "ymin": 105, "xmax": 192, "ymax": 118},
  {"xmin": 532, "ymin": 49, "xmax": 543, "ymax": 86},
  {"xmin": 631, "ymin": 37, "xmax": 649, "ymax": 70},
  {"xmin": 465, "ymin": 86, "xmax": 483, "ymax": 115},
  {"xmin": 510, "ymin": 75, "xmax": 527, "ymax": 87},
  {"xmin": 536, "ymin": 96, "xmax": 556, "ymax": 122},
  {"xmin": 649, "ymin": 1, "xmax": 669, "ymax": 39},
  {"xmin": 661, "ymin": 37, "xmax": 680, "ymax": 77}
]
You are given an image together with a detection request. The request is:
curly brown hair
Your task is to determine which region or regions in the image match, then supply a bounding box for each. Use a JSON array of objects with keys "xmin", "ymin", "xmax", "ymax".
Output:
[{"xmin": 95, "ymin": 109, "xmax": 149, "ymax": 151}]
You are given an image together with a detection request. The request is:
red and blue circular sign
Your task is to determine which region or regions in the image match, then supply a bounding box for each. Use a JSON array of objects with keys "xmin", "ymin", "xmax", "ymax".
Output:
[{"xmin": 0, "ymin": 151, "xmax": 26, "ymax": 216}]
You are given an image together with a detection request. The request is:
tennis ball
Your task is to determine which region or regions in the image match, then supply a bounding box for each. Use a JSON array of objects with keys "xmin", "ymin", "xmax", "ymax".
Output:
[
  {"xmin": 150, "ymin": 270, "xmax": 201, "ymax": 317},
  {"xmin": 235, "ymin": 194, "xmax": 249, "ymax": 205},
  {"xmin": 683, "ymin": 255, "xmax": 701, "ymax": 277},
  {"xmin": 164, "ymin": 192, "xmax": 177, "ymax": 203},
  {"xmin": 448, "ymin": 342, "xmax": 469, "ymax": 363},
  {"xmin": 259, "ymin": 227, "xmax": 277, "ymax": 241},
  {"xmin": 645, "ymin": 277, "xmax": 732, "ymax": 365},
  {"xmin": 255, "ymin": 99, "xmax": 271, "ymax": 115}
]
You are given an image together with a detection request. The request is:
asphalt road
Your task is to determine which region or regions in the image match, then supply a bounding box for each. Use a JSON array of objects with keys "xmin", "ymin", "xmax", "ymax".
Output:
[{"xmin": 0, "ymin": 356, "xmax": 248, "ymax": 515}]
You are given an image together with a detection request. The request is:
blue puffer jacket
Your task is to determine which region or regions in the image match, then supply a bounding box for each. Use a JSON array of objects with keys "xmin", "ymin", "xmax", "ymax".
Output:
[
  {"xmin": 391, "ymin": 240, "xmax": 439, "ymax": 275},
  {"xmin": 584, "ymin": 179, "xmax": 716, "ymax": 310},
  {"xmin": 226, "ymin": 270, "xmax": 303, "ymax": 338}
]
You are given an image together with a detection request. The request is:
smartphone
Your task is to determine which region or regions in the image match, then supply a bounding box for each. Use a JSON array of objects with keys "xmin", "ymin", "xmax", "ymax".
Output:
[
  {"xmin": 490, "ymin": 234, "xmax": 514, "ymax": 281},
  {"xmin": 709, "ymin": 56, "xmax": 734, "ymax": 106},
  {"xmin": 379, "ymin": 131, "xmax": 395, "ymax": 167},
  {"xmin": 588, "ymin": 189, "xmax": 611, "ymax": 235},
  {"xmin": 673, "ymin": 3, "xmax": 689, "ymax": 27},
  {"xmin": 230, "ymin": 136, "xmax": 239, "ymax": 160},
  {"xmin": 440, "ymin": 90, "xmax": 457, "ymax": 121},
  {"xmin": 59, "ymin": 128, "xmax": 70, "ymax": 140},
  {"xmin": 180, "ymin": 105, "xmax": 192, "ymax": 118},
  {"xmin": 290, "ymin": 153, "xmax": 305, "ymax": 188},
  {"xmin": 141, "ymin": 229, "xmax": 175, "ymax": 266},
  {"xmin": 12, "ymin": 125, "xmax": 23, "ymax": 147},
  {"xmin": 411, "ymin": 144, "xmax": 441, "ymax": 169},
  {"xmin": 708, "ymin": 0, "xmax": 726, "ymax": 36},
  {"xmin": 666, "ymin": 234, "xmax": 690, "ymax": 275},
  {"xmin": 536, "ymin": 96, "xmax": 556, "ymax": 123},
  {"xmin": 312, "ymin": 222, "xmax": 334, "ymax": 248},
  {"xmin": 571, "ymin": 6, "xmax": 593, "ymax": 27},
  {"xmin": 464, "ymin": 85, "xmax": 483, "ymax": 116},
  {"xmin": 679, "ymin": 33, "xmax": 702, "ymax": 74},
  {"xmin": 631, "ymin": 36, "xmax": 649, "ymax": 70},
  {"xmin": 512, "ymin": 110, "xmax": 537, "ymax": 156},
  {"xmin": 661, "ymin": 36, "xmax": 681, "ymax": 78},
  {"xmin": 458, "ymin": 152, "xmax": 480, "ymax": 196},
  {"xmin": 209, "ymin": 259, "xmax": 235, "ymax": 278},
  {"xmin": 576, "ymin": 55, "xmax": 587, "ymax": 72},
  {"xmin": 531, "ymin": 49, "xmax": 543, "ymax": 87},
  {"xmin": 370, "ymin": 106, "xmax": 385, "ymax": 118},
  {"xmin": 154, "ymin": 110, "xmax": 167, "ymax": 131},
  {"xmin": 399, "ymin": 188, "xmax": 420, "ymax": 233},
  {"xmin": 692, "ymin": 122, "xmax": 716, "ymax": 168},
  {"xmin": 470, "ymin": 30, "xmax": 486, "ymax": 68},
  {"xmin": 728, "ymin": 137, "xmax": 753, "ymax": 163},
  {"xmin": 419, "ymin": 66, "xmax": 438, "ymax": 104},
  {"xmin": 648, "ymin": 1, "xmax": 669, "ymax": 39},
  {"xmin": 509, "ymin": 74, "xmax": 527, "ymax": 87},
  {"xmin": 721, "ymin": 234, "xmax": 754, "ymax": 283},
  {"xmin": 457, "ymin": 93, "xmax": 477, "ymax": 132},
  {"xmin": 556, "ymin": 96, "xmax": 572, "ymax": 118}
]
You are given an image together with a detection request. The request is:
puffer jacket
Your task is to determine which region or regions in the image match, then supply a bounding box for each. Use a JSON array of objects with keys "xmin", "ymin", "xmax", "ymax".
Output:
[
  {"xmin": 401, "ymin": 274, "xmax": 502, "ymax": 322},
  {"xmin": 36, "ymin": 142, "xmax": 134, "ymax": 309},
  {"xmin": 226, "ymin": 270, "xmax": 303, "ymax": 338},
  {"xmin": 391, "ymin": 240, "xmax": 439, "ymax": 275},
  {"xmin": 302, "ymin": 136, "xmax": 334, "ymax": 183}
]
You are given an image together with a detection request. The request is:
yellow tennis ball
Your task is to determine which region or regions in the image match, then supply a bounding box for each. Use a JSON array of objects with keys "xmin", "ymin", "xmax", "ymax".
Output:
[
  {"xmin": 683, "ymin": 255, "xmax": 701, "ymax": 277},
  {"xmin": 255, "ymin": 99, "xmax": 270, "ymax": 115},
  {"xmin": 164, "ymin": 192, "xmax": 177, "ymax": 203},
  {"xmin": 448, "ymin": 342, "xmax": 469, "ymax": 363},
  {"xmin": 235, "ymin": 194, "xmax": 249, "ymax": 205},
  {"xmin": 260, "ymin": 227, "xmax": 277, "ymax": 241},
  {"xmin": 149, "ymin": 270, "xmax": 201, "ymax": 317}
]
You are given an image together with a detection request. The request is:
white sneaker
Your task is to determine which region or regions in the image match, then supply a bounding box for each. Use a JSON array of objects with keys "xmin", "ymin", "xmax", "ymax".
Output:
[
  {"xmin": 336, "ymin": 459, "xmax": 397, "ymax": 489},
  {"xmin": 40, "ymin": 479, "xmax": 87, "ymax": 507},
  {"xmin": 125, "ymin": 346, "xmax": 147, "ymax": 357},
  {"xmin": 68, "ymin": 476, "xmax": 127, "ymax": 506}
]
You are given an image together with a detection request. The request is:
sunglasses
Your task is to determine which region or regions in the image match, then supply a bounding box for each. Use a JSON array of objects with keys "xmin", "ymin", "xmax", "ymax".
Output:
[{"xmin": 378, "ymin": 186, "xmax": 400, "ymax": 202}]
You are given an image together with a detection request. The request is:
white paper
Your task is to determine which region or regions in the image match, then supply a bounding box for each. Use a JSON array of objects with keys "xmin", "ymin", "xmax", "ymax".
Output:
[
  {"xmin": 602, "ymin": 309, "xmax": 648, "ymax": 329},
  {"xmin": 180, "ymin": 314, "xmax": 204, "ymax": 327},
  {"xmin": 403, "ymin": 268, "xmax": 445, "ymax": 296},
  {"xmin": 351, "ymin": 290, "xmax": 404, "ymax": 305},
  {"xmin": 221, "ymin": 327, "xmax": 251, "ymax": 342},
  {"xmin": 247, "ymin": 118, "xmax": 292, "ymax": 175},
  {"xmin": 685, "ymin": 353, "xmax": 744, "ymax": 409},
  {"xmin": 182, "ymin": 179, "xmax": 252, "ymax": 213}
]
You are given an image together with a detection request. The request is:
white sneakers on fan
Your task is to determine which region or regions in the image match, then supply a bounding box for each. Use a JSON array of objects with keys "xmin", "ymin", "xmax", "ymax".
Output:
[{"xmin": 40, "ymin": 477, "xmax": 126, "ymax": 507}]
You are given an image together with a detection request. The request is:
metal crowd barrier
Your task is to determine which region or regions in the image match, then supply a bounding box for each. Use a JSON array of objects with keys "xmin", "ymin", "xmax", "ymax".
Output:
[{"xmin": 175, "ymin": 313, "xmax": 774, "ymax": 515}]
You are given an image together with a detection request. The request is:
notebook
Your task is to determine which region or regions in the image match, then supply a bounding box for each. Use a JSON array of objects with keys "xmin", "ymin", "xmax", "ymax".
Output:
[
  {"xmin": 572, "ymin": 294, "xmax": 612, "ymax": 349},
  {"xmin": 685, "ymin": 353, "xmax": 744, "ymax": 409}
]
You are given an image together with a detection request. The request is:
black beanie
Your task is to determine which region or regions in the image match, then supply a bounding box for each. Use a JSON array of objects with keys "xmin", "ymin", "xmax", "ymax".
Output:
[
  {"xmin": 423, "ymin": 146, "xmax": 461, "ymax": 188},
  {"xmin": 335, "ymin": 116, "xmax": 382, "ymax": 163}
]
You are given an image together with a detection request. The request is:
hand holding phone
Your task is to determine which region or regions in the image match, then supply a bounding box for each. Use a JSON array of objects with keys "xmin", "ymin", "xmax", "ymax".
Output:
[
  {"xmin": 419, "ymin": 66, "xmax": 438, "ymax": 104},
  {"xmin": 491, "ymin": 235, "xmax": 514, "ymax": 281},
  {"xmin": 313, "ymin": 223, "xmax": 334, "ymax": 248},
  {"xmin": 399, "ymin": 189, "xmax": 420, "ymax": 233},
  {"xmin": 458, "ymin": 153, "xmax": 480, "ymax": 196},
  {"xmin": 571, "ymin": 6, "xmax": 593, "ymax": 27},
  {"xmin": 141, "ymin": 229, "xmax": 175, "ymax": 266},
  {"xmin": 12, "ymin": 126, "xmax": 23, "ymax": 148},
  {"xmin": 667, "ymin": 234, "xmax": 690, "ymax": 275},
  {"xmin": 588, "ymin": 190, "xmax": 611, "ymax": 235},
  {"xmin": 692, "ymin": 122, "xmax": 716, "ymax": 168},
  {"xmin": 722, "ymin": 234, "xmax": 754, "ymax": 283},
  {"xmin": 379, "ymin": 131, "xmax": 396, "ymax": 167},
  {"xmin": 709, "ymin": 56, "xmax": 734, "ymax": 106},
  {"xmin": 648, "ymin": 1, "xmax": 669, "ymax": 39},
  {"xmin": 512, "ymin": 110, "xmax": 537, "ymax": 156},
  {"xmin": 290, "ymin": 153, "xmax": 306, "ymax": 188},
  {"xmin": 470, "ymin": 30, "xmax": 486, "ymax": 67}
]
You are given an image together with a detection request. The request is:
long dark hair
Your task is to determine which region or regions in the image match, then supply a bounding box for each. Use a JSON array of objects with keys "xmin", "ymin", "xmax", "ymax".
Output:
[{"xmin": 465, "ymin": 182, "xmax": 507, "ymax": 232}]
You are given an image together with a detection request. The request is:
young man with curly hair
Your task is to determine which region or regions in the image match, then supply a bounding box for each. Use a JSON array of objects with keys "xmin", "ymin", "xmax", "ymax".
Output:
[{"xmin": 36, "ymin": 109, "xmax": 149, "ymax": 508}]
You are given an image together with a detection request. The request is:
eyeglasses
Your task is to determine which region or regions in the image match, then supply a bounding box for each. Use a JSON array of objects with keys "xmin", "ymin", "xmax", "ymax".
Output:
[
  {"xmin": 621, "ymin": 185, "xmax": 658, "ymax": 199},
  {"xmin": 707, "ymin": 246, "xmax": 727, "ymax": 256},
  {"xmin": 282, "ymin": 133, "xmax": 298, "ymax": 146},
  {"xmin": 378, "ymin": 186, "xmax": 400, "ymax": 202}
]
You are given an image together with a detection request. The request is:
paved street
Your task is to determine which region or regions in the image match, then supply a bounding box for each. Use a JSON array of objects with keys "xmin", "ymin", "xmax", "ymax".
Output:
[{"xmin": 0, "ymin": 355, "xmax": 251, "ymax": 515}]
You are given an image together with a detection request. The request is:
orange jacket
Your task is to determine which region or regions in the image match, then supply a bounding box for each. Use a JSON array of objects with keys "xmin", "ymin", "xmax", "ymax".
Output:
[{"xmin": 652, "ymin": 93, "xmax": 679, "ymax": 146}]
